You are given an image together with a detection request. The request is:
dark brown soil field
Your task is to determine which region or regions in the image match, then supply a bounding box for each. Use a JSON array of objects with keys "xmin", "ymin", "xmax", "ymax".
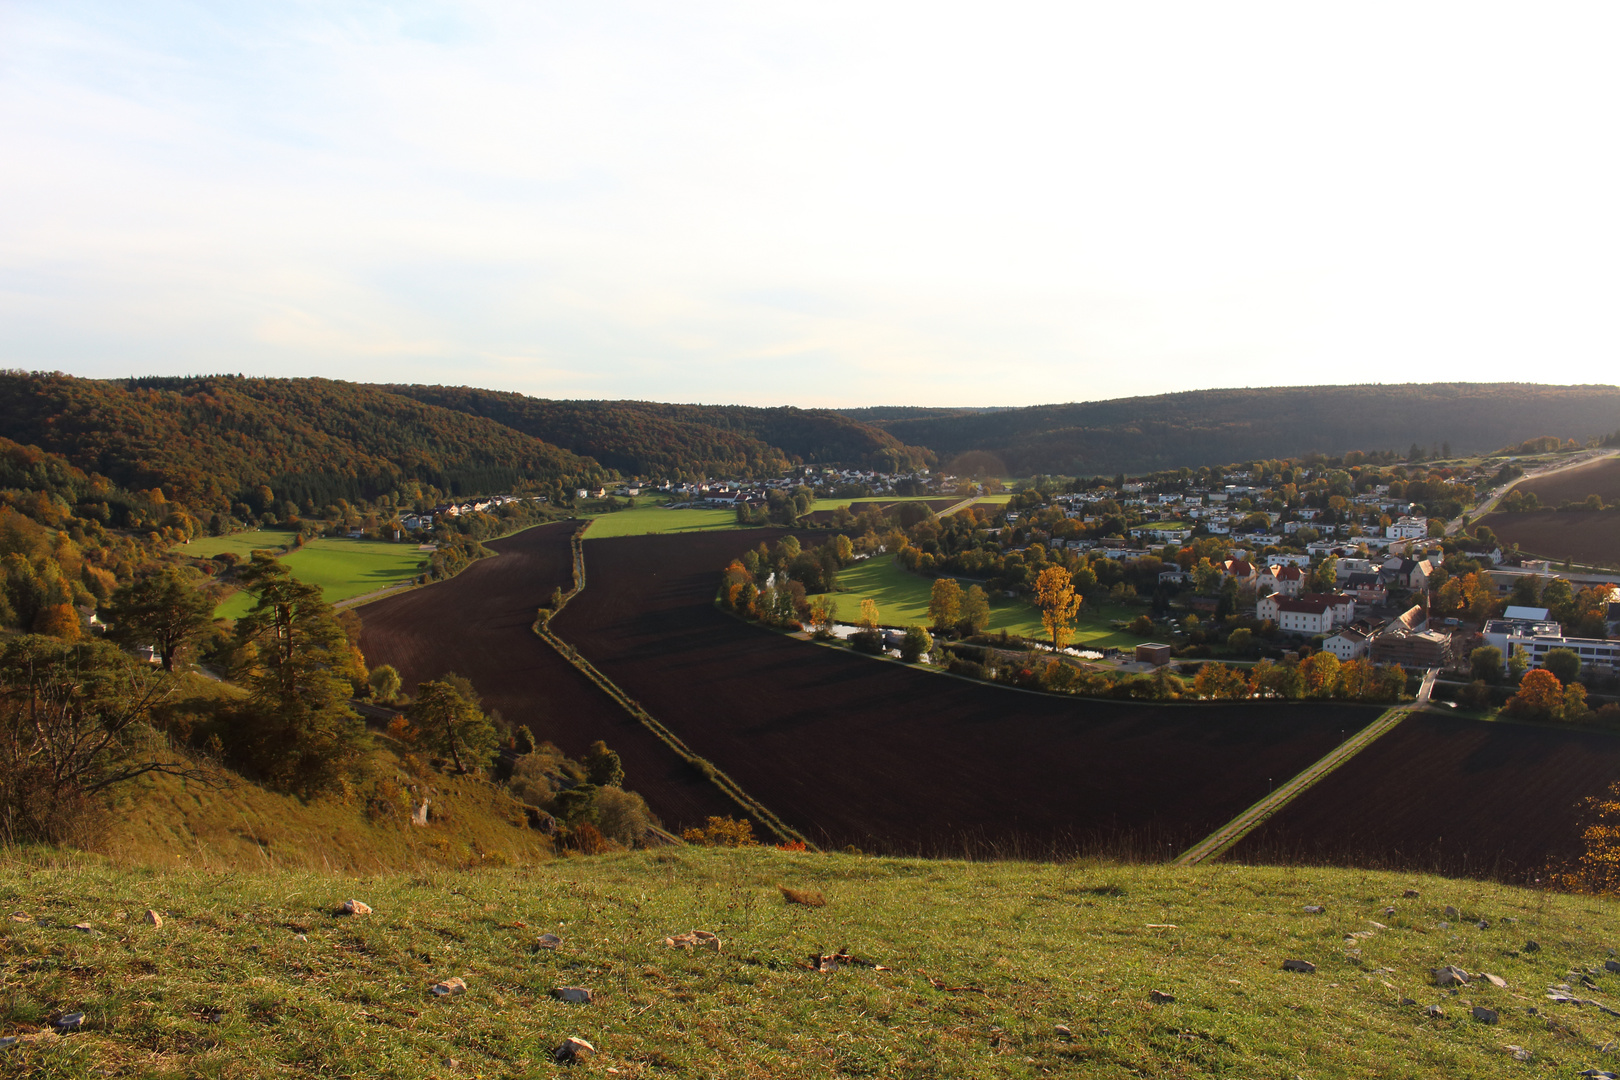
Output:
[
  {"xmin": 1477, "ymin": 510, "xmax": 1620, "ymax": 568},
  {"xmin": 550, "ymin": 530, "xmax": 1377, "ymax": 855},
  {"xmin": 1227, "ymin": 713, "xmax": 1620, "ymax": 881},
  {"xmin": 356, "ymin": 521, "xmax": 741, "ymax": 829},
  {"xmin": 1516, "ymin": 455, "xmax": 1620, "ymax": 505}
]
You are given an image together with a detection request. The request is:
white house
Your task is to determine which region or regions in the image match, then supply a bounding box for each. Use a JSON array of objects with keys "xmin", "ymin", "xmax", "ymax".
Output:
[
  {"xmin": 1257, "ymin": 593, "xmax": 1356, "ymax": 635},
  {"xmin": 1323, "ymin": 626, "xmax": 1373, "ymax": 661}
]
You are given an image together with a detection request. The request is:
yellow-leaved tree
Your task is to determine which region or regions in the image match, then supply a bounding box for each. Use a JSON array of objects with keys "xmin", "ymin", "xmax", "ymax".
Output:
[{"xmin": 1033, "ymin": 565, "xmax": 1083, "ymax": 653}]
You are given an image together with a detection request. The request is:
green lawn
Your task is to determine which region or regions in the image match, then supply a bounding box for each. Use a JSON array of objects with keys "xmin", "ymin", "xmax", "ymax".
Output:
[
  {"xmin": 177, "ymin": 531, "xmax": 431, "ymax": 619},
  {"xmin": 174, "ymin": 529, "xmax": 296, "ymax": 560},
  {"xmin": 832, "ymin": 554, "xmax": 1150, "ymax": 647},
  {"xmin": 582, "ymin": 502, "xmax": 751, "ymax": 539},
  {"xmin": 6, "ymin": 850, "xmax": 1615, "ymax": 1078},
  {"xmin": 807, "ymin": 495, "xmax": 960, "ymax": 513}
]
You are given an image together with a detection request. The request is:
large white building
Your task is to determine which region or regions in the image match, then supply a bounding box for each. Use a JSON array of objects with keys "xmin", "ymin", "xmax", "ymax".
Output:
[
  {"xmin": 1257, "ymin": 593, "xmax": 1356, "ymax": 635},
  {"xmin": 1386, "ymin": 516, "xmax": 1428, "ymax": 540}
]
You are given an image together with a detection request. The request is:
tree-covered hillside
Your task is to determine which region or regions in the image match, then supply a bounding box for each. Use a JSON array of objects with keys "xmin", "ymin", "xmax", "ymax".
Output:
[
  {"xmin": 852, "ymin": 383, "xmax": 1620, "ymax": 475},
  {"xmin": 0, "ymin": 373, "xmax": 610, "ymax": 513},
  {"xmin": 386, "ymin": 385, "xmax": 934, "ymax": 477}
]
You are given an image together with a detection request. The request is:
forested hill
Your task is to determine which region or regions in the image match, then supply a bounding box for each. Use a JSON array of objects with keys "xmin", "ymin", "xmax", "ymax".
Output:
[
  {"xmin": 850, "ymin": 383, "xmax": 1620, "ymax": 476},
  {"xmin": 0, "ymin": 373, "xmax": 610, "ymax": 514},
  {"xmin": 383, "ymin": 385, "xmax": 935, "ymax": 478}
]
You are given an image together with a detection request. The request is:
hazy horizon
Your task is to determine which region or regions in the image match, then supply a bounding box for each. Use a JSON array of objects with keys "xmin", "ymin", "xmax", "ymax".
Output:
[{"xmin": 5, "ymin": 3, "xmax": 1619, "ymax": 406}]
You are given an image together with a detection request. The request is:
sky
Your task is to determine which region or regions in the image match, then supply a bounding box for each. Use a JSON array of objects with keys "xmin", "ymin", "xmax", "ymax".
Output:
[{"xmin": 3, "ymin": 2, "xmax": 1618, "ymax": 407}]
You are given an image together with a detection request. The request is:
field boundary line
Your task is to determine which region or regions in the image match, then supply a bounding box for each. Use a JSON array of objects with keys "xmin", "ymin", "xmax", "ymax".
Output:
[
  {"xmin": 1173, "ymin": 707, "xmax": 1407, "ymax": 866},
  {"xmin": 535, "ymin": 525, "xmax": 815, "ymax": 849}
]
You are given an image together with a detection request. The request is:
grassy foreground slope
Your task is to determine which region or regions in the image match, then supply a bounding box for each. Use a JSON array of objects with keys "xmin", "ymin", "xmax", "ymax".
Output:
[{"xmin": 7, "ymin": 850, "xmax": 1620, "ymax": 1078}]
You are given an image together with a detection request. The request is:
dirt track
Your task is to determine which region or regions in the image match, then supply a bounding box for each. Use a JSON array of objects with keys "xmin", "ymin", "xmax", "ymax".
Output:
[
  {"xmin": 551, "ymin": 530, "xmax": 1375, "ymax": 855},
  {"xmin": 356, "ymin": 521, "xmax": 741, "ymax": 829},
  {"xmin": 1227, "ymin": 713, "xmax": 1620, "ymax": 880}
]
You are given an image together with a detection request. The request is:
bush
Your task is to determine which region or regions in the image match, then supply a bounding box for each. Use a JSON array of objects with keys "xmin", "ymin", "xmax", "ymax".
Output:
[
  {"xmin": 947, "ymin": 657, "xmax": 986, "ymax": 680},
  {"xmin": 593, "ymin": 786, "xmax": 656, "ymax": 846},
  {"xmin": 900, "ymin": 625, "xmax": 932, "ymax": 663},
  {"xmin": 681, "ymin": 815, "xmax": 758, "ymax": 847},
  {"xmin": 850, "ymin": 629, "xmax": 884, "ymax": 655}
]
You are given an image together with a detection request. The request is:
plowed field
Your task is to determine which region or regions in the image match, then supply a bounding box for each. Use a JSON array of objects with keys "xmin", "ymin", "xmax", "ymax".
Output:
[
  {"xmin": 1226, "ymin": 713, "xmax": 1620, "ymax": 880},
  {"xmin": 1516, "ymin": 455, "xmax": 1620, "ymax": 505},
  {"xmin": 1476, "ymin": 510, "xmax": 1620, "ymax": 568},
  {"xmin": 550, "ymin": 530, "xmax": 1378, "ymax": 855},
  {"xmin": 356, "ymin": 521, "xmax": 740, "ymax": 829}
]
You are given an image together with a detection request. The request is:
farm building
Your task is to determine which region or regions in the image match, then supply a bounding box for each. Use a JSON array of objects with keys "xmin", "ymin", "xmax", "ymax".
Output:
[{"xmin": 1134, "ymin": 643, "xmax": 1172, "ymax": 666}]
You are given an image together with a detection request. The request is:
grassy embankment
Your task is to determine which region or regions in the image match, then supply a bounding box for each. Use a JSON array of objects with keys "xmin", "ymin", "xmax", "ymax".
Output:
[
  {"xmin": 834, "ymin": 553, "xmax": 1151, "ymax": 648},
  {"xmin": 177, "ymin": 530, "xmax": 430, "ymax": 619},
  {"xmin": 88, "ymin": 677, "xmax": 553, "ymax": 874},
  {"xmin": 7, "ymin": 850, "xmax": 1619, "ymax": 1078}
]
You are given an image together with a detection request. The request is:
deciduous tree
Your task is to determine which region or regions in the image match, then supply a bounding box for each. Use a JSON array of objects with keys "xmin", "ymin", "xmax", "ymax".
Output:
[
  {"xmin": 1544, "ymin": 647, "xmax": 1582, "ymax": 685},
  {"xmin": 928, "ymin": 578, "xmax": 963, "ymax": 633},
  {"xmin": 1469, "ymin": 646, "xmax": 1503, "ymax": 684},
  {"xmin": 1303, "ymin": 651, "xmax": 1341, "ymax": 698},
  {"xmin": 1506, "ymin": 668, "xmax": 1564, "ymax": 720},
  {"xmin": 960, "ymin": 585, "xmax": 991, "ymax": 636},
  {"xmin": 1033, "ymin": 565, "xmax": 1082, "ymax": 652}
]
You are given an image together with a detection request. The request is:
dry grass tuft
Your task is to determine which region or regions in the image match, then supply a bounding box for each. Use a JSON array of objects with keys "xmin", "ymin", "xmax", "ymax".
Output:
[{"xmin": 777, "ymin": 883, "xmax": 826, "ymax": 907}]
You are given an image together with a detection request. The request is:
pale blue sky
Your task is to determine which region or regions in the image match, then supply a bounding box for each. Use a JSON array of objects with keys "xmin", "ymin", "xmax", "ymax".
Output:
[{"xmin": 3, "ymin": 2, "xmax": 1618, "ymax": 406}]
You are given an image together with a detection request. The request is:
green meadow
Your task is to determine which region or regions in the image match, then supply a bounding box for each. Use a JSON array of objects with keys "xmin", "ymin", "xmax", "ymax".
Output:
[
  {"xmin": 176, "ymin": 531, "xmax": 430, "ymax": 618},
  {"xmin": 5, "ymin": 850, "xmax": 1613, "ymax": 1079},
  {"xmin": 582, "ymin": 502, "xmax": 748, "ymax": 538},
  {"xmin": 832, "ymin": 554, "xmax": 1150, "ymax": 648}
]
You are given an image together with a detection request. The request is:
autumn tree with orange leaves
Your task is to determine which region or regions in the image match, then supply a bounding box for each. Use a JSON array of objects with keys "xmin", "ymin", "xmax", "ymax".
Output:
[{"xmin": 1032, "ymin": 565, "xmax": 1083, "ymax": 653}]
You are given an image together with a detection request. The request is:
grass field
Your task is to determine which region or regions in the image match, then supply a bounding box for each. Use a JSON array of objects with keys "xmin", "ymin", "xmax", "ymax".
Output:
[
  {"xmin": 178, "ymin": 531, "xmax": 431, "ymax": 618},
  {"xmin": 582, "ymin": 503, "xmax": 748, "ymax": 539},
  {"xmin": 806, "ymin": 495, "xmax": 959, "ymax": 513},
  {"xmin": 6, "ymin": 849, "xmax": 1617, "ymax": 1078},
  {"xmin": 833, "ymin": 554, "xmax": 1149, "ymax": 647},
  {"xmin": 173, "ymin": 529, "xmax": 295, "ymax": 560}
]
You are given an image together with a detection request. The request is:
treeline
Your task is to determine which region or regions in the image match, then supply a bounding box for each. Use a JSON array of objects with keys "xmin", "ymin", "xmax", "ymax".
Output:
[
  {"xmin": 852, "ymin": 383, "xmax": 1620, "ymax": 476},
  {"xmin": 0, "ymin": 372, "xmax": 610, "ymax": 517},
  {"xmin": 386, "ymin": 385, "xmax": 935, "ymax": 478},
  {"xmin": 0, "ymin": 435, "xmax": 183, "ymax": 638},
  {"xmin": 939, "ymin": 645, "xmax": 1405, "ymax": 704}
]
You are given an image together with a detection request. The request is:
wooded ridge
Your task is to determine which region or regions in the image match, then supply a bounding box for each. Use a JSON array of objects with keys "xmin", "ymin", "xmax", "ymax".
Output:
[{"xmin": 843, "ymin": 383, "xmax": 1620, "ymax": 476}]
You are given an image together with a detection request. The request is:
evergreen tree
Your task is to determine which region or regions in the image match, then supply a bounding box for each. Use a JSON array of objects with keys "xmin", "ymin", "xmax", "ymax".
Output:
[{"xmin": 230, "ymin": 554, "xmax": 366, "ymax": 794}]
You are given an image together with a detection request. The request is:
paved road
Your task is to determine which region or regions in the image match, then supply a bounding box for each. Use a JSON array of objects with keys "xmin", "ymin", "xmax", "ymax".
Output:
[
  {"xmin": 1173, "ymin": 669, "xmax": 1437, "ymax": 866},
  {"xmin": 1446, "ymin": 448, "xmax": 1617, "ymax": 536}
]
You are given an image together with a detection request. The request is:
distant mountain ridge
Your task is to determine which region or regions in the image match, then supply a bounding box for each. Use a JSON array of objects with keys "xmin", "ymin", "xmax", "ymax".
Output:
[
  {"xmin": 384, "ymin": 386, "xmax": 934, "ymax": 478},
  {"xmin": 845, "ymin": 383, "xmax": 1620, "ymax": 476}
]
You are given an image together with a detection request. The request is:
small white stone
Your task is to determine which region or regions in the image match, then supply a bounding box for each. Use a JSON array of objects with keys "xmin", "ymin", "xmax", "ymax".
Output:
[
  {"xmin": 553, "ymin": 1037, "xmax": 595, "ymax": 1063},
  {"xmin": 429, "ymin": 977, "xmax": 467, "ymax": 997}
]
